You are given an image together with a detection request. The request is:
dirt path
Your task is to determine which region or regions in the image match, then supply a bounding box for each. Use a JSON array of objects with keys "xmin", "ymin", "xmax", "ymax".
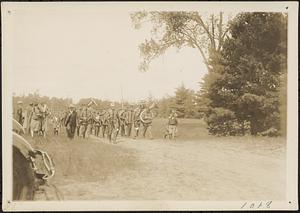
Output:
[{"xmin": 54, "ymin": 137, "xmax": 286, "ymax": 200}]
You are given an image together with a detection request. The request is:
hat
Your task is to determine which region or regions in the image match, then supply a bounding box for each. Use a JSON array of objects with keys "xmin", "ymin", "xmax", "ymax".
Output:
[
  {"xmin": 69, "ymin": 104, "xmax": 75, "ymax": 108},
  {"xmin": 17, "ymin": 101, "xmax": 23, "ymax": 104},
  {"xmin": 110, "ymin": 103, "xmax": 115, "ymax": 107}
]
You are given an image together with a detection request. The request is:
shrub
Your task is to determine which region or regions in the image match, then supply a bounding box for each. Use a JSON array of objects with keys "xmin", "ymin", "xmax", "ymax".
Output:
[{"xmin": 206, "ymin": 107, "xmax": 245, "ymax": 136}]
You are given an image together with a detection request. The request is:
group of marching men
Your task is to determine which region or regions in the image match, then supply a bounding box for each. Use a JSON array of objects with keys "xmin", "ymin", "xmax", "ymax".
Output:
[
  {"xmin": 59, "ymin": 101, "xmax": 157, "ymax": 142},
  {"xmin": 14, "ymin": 100, "xmax": 179, "ymax": 142}
]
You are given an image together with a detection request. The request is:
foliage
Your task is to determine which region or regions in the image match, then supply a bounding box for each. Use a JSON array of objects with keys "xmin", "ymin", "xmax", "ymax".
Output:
[
  {"xmin": 131, "ymin": 11, "xmax": 230, "ymax": 71},
  {"xmin": 205, "ymin": 107, "xmax": 247, "ymax": 136},
  {"xmin": 156, "ymin": 95, "xmax": 176, "ymax": 118},
  {"xmin": 200, "ymin": 12, "xmax": 287, "ymax": 136},
  {"xmin": 13, "ymin": 92, "xmax": 73, "ymax": 116},
  {"xmin": 155, "ymin": 84, "xmax": 200, "ymax": 118},
  {"xmin": 174, "ymin": 84, "xmax": 198, "ymax": 118}
]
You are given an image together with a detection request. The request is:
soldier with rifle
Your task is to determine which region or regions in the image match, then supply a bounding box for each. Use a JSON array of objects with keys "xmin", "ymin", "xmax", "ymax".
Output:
[
  {"xmin": 118, "ymin": 108, "xmax": 126, "ymax": 137},
  {"xmin": 29, "ymin": 103, "xmax": 43, "ymax": 138},
  {"xmin": 85, "ymin": 106, "xmax": 94, "ymax": 138},
  {"xmin": 16, "ymin": 101, "xmax": 24, "ymax": 126},
  {"xmin": 78, "ymin": 107, "xmax": 88, "ymax": 138},
  {"xmin": 101, "ymin": 109, "xmax": 109, "ymax": 138},
  {"xmin": 40, "ymin": 102, "xmax": 50, "ymax": 138},
  {"xmin": 93, "ymin": 111, "xmax": 102, "ymax": 137},
  {"xmin": 107, "ymin": 103, "xmax": 119, "ymax": 143},
  {"xmin": 124, "ymin": 104, "xmax": 134, "ymax": 137},
  {"xmin": 133, "ymin": 101, "xmax": 146, "ymax": 139},
  {"xmin": 140, "ymin": 105, "xmax": 155, "ymax": 139}
]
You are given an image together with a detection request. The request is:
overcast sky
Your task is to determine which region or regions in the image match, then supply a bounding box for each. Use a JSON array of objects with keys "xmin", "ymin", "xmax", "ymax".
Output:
[{"xmin": 11, "ymin": 4, "xmax": 211, "ymax": 103}]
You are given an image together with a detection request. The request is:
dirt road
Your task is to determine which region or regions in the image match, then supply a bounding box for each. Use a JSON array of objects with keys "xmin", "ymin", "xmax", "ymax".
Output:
[{"xmin": 51, "ymin": 136, "xmax": 286, "ymax": 200}]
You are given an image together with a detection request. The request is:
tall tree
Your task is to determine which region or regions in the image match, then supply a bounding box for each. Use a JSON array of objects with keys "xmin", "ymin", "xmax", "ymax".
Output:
[
  {"xmin": 131, "ymin": 11, "xmax": 231, "ymax": 71},
  {"xmin": 200, "ymin": 12, "xmax": 287, "ymax": 136},
  {"xmin": 174, "ymin": 84, "xmax": 197, "ymax": 118}
]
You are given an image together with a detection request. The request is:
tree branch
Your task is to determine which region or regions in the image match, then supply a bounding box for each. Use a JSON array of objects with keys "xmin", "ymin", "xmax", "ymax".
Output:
[
  {"xmin": 218, "ymin": 27, "xmax": 230, "ymax": 51},
  {"xmin": 179, "ymin": 29, "xmax": 210, "ymax": 70},
  {"xmin": 218, "ymin": 12, "xmax": 223, "ymax": 50},
  {"xmin": 192, "ymin": 15, "xmax": 216, "ymax": 51}
]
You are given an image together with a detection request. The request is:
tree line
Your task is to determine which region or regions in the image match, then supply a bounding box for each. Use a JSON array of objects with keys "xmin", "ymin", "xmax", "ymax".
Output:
[{"xmin": 13, "ymin": 84, "xmax": 200, "ymax": 119}]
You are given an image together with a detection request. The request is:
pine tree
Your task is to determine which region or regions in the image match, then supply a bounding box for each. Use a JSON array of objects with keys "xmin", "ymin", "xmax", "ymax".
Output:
[{"xmin": 201, "ymin": 12, "xmax": 287, "ymax": 136}]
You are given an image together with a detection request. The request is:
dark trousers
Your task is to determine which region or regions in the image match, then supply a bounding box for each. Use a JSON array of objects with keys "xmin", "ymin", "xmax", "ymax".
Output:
[
  {"xmin": 125, "ymin": 123, "xmax": 132, "ymax": 137},
  {"xmin": 76, "ymin": 126, "xmax": 80, "ymax": 136},
  {"xmin": 102, "ymin": 125, "xmax": 107, "ymax": 138},
  {"xmin": 94, "ymin": 126, "xmax": 100, "ymax": 137},
  {"xmin": 67, "ymin": 125, "xmax": 76, "ymax": 139}
]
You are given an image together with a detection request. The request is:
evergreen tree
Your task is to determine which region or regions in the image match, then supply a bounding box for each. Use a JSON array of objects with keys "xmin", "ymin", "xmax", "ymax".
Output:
[
  {"xmin": 201, "ymin": 12, "xmax": 287, "ymax": 136},
  {"xmin": 174, "ymin": 84, "xmax": 197, "ymax": 118}
]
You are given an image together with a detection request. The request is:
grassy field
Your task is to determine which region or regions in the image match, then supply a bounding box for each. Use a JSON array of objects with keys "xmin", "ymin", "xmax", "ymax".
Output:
[{"xmin": 22, "ymin": 118, "xmax": 286, "ymax": 200}]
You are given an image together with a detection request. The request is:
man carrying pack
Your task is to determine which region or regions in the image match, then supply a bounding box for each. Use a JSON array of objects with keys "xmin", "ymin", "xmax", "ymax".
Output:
[
  {"xmin": 164, "ymin": 109, "xmax": 178, "ymax": 140},
  {"xmin": 16, "ymin": 101, "xmax": 24, "ymax": 125},
  {"xmin": 94, "ymin": 111, "xmax": 102, "ymax": 137},
  {"xmin": 79, "ymin": 106, "xmax": 88, "ymax": 138},
  {"xmin": 140, "ymin": 106, "xmax": 154, "ymax": 139},
  {"xmin": 124, "ymin": 104, "xmax": 134, "ymax": 137},
  {"xmin": 107, "ymin": 103, "xmax": 119, "ymax": 143},
  {"xmin": 133, "ymin": 101, "xmax": 146, "ymax": 139}
]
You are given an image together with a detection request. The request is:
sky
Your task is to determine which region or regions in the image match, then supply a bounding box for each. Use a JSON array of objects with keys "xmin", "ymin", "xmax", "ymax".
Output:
[{"xmin": 10, "ymin": 4, "xmax": 210, "ymax": 103}]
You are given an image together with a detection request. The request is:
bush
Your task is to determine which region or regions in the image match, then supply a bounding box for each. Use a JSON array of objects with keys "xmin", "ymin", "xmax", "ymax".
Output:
[{"xmin": 206, "ymin": 107, "xmax": 245, "ymax": 136}]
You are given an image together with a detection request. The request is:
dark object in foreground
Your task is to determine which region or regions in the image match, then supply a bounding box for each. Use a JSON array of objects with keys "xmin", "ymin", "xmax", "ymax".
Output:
[
  {"xmin": 13, "ymin": 146, "xmax": 36, "ymax": 200},
  {"xmin": 12, "ymin": 119, "xmax": 56, "ymax": 200}
]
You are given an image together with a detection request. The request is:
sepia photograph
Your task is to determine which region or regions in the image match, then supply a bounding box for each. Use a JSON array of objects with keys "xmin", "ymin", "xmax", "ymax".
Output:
[{"xmin": 1, "ymin": 1, "xmax": 298, "ymax": 211}]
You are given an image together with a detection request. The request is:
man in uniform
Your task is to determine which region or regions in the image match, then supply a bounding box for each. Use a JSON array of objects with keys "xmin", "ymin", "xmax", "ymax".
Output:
[
  {"xmin": 40, "ymin": 102, "xmax": 49, "ymax": 137},
  {"xmin": 26, "ymin": 103, "xmax": 34, "ymax": 135},
  {"xmin": 124, "ymin": 104, "xmax": 134, "ymax": 137},
  {"xmin": 53, "ymin": 114, "xmax": 61, "ymax": 136},
  {"xmin": 65, "ymin": 104, "xmax": 77, "ymax": 140},
  {"xmin": 107, "ymin": 103, "xmax": 119, "ymax": 143},
  {"xmin": 133, "ymin": 101, "xmax": 146, "ymax": 139},
  {"xmin": 164, "ymin": 109, "xmax": 178, "ymax": 140},
  {"xmin": 76, "ymin": 107, "xmax": 82, "ymax": 137},
  {"xmin": 93, "ymin": 111, "xmax": 102, "ymax": 137},
  {"xmin": 118, "ymin": 108, "xmax": 126, "ymax": 137},
  {"xmin": 16, "ymin": 101, "xmax": 24, "ymax": 125},
  {"xmin": 78, "ymin": 106, "xmax": 88, "ymax": 138},
  {"xmin": 30, "ymin": 103, "xmax": 42, "ymax": 138},
  {"xmin": 85, "ymin": 106, "xmax": 94, "ymax": 138},
  {"xmin": 101, "ymin": 109, "xmax": 109, "ymax": 138},
  {"xmin": 140, "ymin": 106, "xmax": 154, "ymax": 139}
]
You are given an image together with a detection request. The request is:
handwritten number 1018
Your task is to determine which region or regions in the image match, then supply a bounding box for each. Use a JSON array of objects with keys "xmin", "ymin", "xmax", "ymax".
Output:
[{"xmin": 241, "ymin": 201, "xmax": 272, "ymax": 209}]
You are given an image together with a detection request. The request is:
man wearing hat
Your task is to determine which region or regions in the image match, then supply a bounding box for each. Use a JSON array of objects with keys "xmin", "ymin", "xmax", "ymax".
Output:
[
  {"xmin": 26, "ymin": 103, "xmax": 34, "ymax": 134},
  {"xmin": 101, "ymin": 109, "xmax": 109, "ymax": 138},
  {"xmin": 29, "ymin": 103, "xmax": 42, "ymax": 138},
  {"xmin": 85, "ymin": 106, "xmax": 94, "ymax": 138},
  {"xmin": 124, "ymin": 104, "xmax": 135, "ymax": 137},
  {"xmin": 65, "ymin": 104, "xmax": 77, "ymax": 140},
  {"xmin": 40, "ymin": 102, "xmax": 49, "ymax": 137},
  {"xmin": 164, "ymin": 109, "xmax": 178, "ymax": 140},
  {"xmin": 140, "ymin": 106, "xmax": 154, "ymax": 139},
  {"xmin": 118, "ymin": 108, "xmax": 126, "ymax": 137},
  {"xmin": 133, "ymin": 101, "xmax": 146, "ymax": 139},
  {"xmin": 107, "ymin": 102, "xmax": 119, "ymax": 143},
  {"xmin": 16, "ymin": 101, "xmax": 24, "ymax": 125}
]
